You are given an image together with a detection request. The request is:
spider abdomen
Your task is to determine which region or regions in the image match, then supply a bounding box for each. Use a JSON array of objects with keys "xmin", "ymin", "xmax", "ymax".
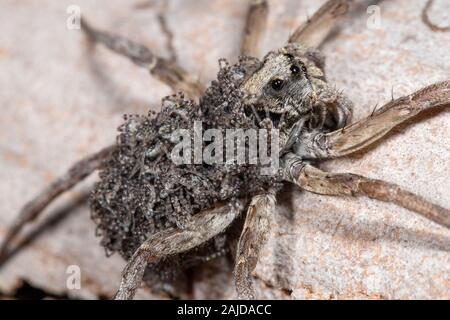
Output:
[{"xmin": 89, "ymin": 59, "xmax": 282, "ymax": 260}]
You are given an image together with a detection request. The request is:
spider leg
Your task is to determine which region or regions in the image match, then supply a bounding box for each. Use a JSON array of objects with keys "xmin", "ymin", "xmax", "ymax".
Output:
[
  {"xmin": 297, "ymin": 81, "xmax": 450, "ymax": 159},
  {"xmin": 240, "ymin": 0, "xmax": 269, "ymax": 57},
  {"xmin": 288, "ymin": 0, "xmax": 350, "ymax": 48},
  {"xmin": 234, "ymin": 193, "xmax": 276, "ymax": 300},
  {"xmin": 284, "ymin": 158, "xmax": 450, "ymax": 229},
  {"xmin": 80, "ymin": 18, "xmax": 205, "ymax": 99},
  {"xmin": 422, "ymin": 0, "xmax": 450, "ymax": 32},
  {"xmin": 114, "ymin": 200, "xmax": 245, "ymax": 300},
  {"xmin": 0, "ymin": 145, "xmax": 116, "ymax": 265}
]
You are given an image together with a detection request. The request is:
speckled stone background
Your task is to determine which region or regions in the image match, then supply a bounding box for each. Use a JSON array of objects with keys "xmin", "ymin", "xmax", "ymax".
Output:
[{"xmin": 0, "ymin": 0, "xmax": 449, "ymax": 299}]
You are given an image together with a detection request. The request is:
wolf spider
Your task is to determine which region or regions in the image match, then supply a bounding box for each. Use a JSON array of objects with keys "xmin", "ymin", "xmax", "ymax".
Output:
[{"xmin": 0, "ymin": 0, "xmax": 449, "ymax": 300}]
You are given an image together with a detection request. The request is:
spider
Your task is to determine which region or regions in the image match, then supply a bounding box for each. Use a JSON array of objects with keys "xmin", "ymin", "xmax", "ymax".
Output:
[{"xmin": 0, "ymin": 0, "xmax": 449, "ymax": 300}]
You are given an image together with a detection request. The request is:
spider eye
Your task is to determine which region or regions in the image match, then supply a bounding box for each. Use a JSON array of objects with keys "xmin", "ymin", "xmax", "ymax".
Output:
[
  {"xmin": 290, "ymin": 65, "xmax": 300, "ymax": 75},
  {"xmin": 270, "ymin": 78, "xmax": 284, "ymax": 91}
]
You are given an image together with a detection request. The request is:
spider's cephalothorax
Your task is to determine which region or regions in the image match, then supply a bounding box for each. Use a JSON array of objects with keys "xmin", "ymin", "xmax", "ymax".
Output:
[
  {"xmin": 242, "ymin": 44, "xmax": 351, "ymax": 134},
  {"xmin": 1, "ymin": 0, "xmax": 449, "ymax": 301}
]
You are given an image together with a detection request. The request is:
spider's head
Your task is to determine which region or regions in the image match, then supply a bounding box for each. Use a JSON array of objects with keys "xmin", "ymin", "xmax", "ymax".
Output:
[{"xmin": 241, "ymin": 43, "xmax": 326, "ymax": 125}]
